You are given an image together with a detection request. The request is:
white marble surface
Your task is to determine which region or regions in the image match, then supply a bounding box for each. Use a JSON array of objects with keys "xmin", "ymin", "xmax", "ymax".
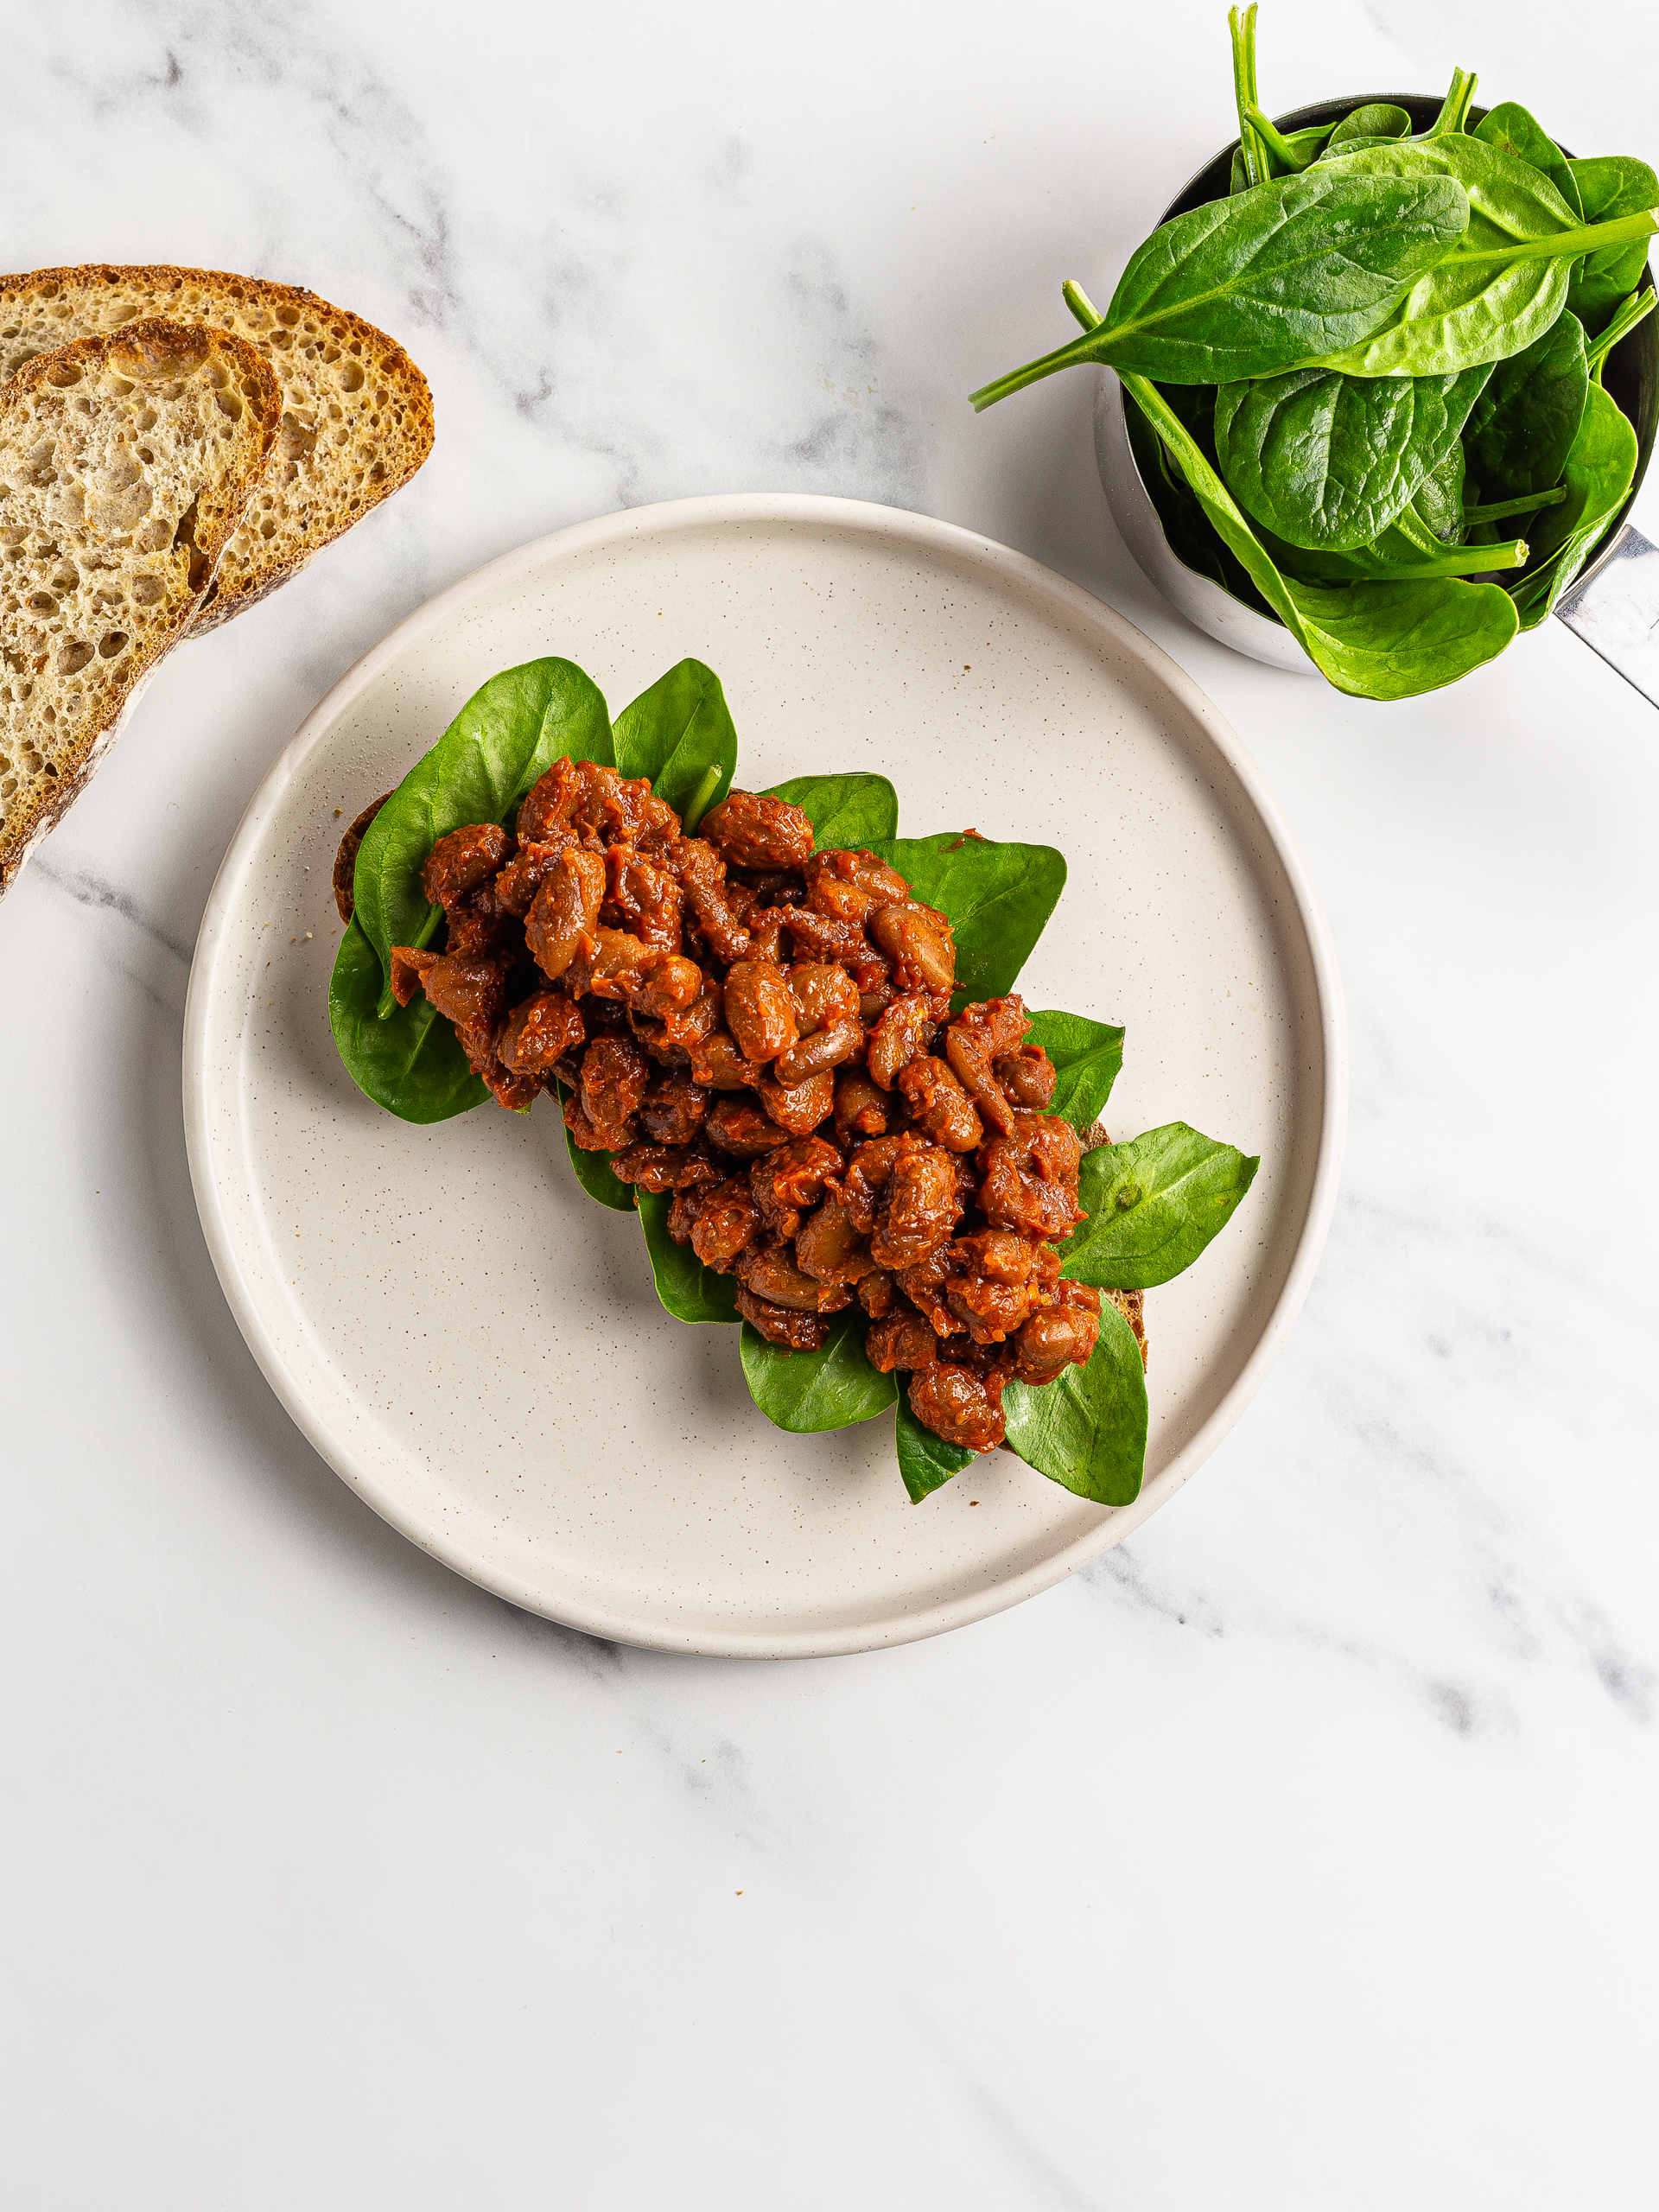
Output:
[{"xmin": 3, "ymin": 1, "xmax": 1656, "ymax": 2202}]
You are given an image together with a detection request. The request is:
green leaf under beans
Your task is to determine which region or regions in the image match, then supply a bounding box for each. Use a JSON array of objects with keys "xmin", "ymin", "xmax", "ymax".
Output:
[
  {"xmin": 762, "ymin": 772, "xmax": 899, "ymax": 849},
  {"xmin": 895, "ymin": 1395, "xmax": 976, "ymax": 1503},
  {"xmin": 1025, "ymin": 1009, "xmax": 1125, "ymax": 1133},
  {"xmin": 352, "ymin": 658, "xmax": 613, "ymax": 1009},
  {"xmin": 612, "ymin": 658, "xmax": 738, "ymax": 824},
  {"xmin": 1124, "ymin": 371, "xmax": 1520, "ymax": 697},
  {"xmin": 1509, "ymin": 380, "xmax": 1638, "ymax": 629},
  {"xmin": 1056, "ymin": 1123, "xmax": 1260, "ymax": 1290},
  {"xmin": 637, "ymin": 1190, "xmax": 739, "ymax": 1324},
  {"xmin": 1567, "ymin": 156, "xmax": 1659, "ymax": 333},
  {"xmin": 969, "ymin": 165, "xmax": 1469, "ymax": 400},
  {"xmin": 327, "ymin": 915, "xmax": 488, "ymax": 1122},
  {"xmin": 553, "ymin": 1082, "xmax": 637, "ymax": 1211},
  {"xmin": 1304, "ymin": 138, "xmax": 1655, "ymax": 378},
  {"xmin": 740, "ymin": 1313, "xmax": 898, "ymax": 1433},
  {"xmin": 1475, "ymin": 103, "xmax": 1581, "ymax": 219},
  {"xmin": 1465, "ymin": 310, "xmax": 1589, "ymax": 502},
  {"xmin": 1001, "ymin": 1300, "xmax": 1149, "ymax": 1507},
  {"xmin": 872, "ymin": 833, "xmax": 1066, "ymax": 1001},
  {"xmin": 1214, "ymin": 361, "xmax": 1491, "ymax": 550}
]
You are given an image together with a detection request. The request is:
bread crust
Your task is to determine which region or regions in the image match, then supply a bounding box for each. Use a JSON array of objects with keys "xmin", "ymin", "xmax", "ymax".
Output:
[
  {"xmin": 0, "ymin": 319, "xmax": 281, "ymax": 889},
  {"xmin": 0, "ymin": 264, "xmax": 435, "ymax": 630}
]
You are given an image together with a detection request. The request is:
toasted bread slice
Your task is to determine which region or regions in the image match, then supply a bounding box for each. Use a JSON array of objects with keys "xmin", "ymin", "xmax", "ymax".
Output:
[
  {"xmin": 0, "ymin": 319, "xmax": 280, "ymax": 892},
  {"xmin": 0, "ymin": 265, "xmax": 433, "ymax": 631}
]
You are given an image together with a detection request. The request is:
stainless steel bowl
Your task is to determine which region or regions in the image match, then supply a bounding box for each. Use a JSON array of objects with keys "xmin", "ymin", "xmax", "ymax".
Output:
[{"xmin": 1096, "ymin": 96, "xmax": 1659, "ymax": 671}]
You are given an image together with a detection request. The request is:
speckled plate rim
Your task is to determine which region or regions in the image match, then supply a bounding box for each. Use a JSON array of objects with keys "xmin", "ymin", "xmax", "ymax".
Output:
[{"xmin": 183, "ymin": 493, "xmax": 1347, "ymax": 1659}]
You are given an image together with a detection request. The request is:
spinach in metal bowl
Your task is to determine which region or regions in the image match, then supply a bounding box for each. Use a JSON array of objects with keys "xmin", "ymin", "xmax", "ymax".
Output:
[
  {"xmin": 970, "ymin": 5, "xmax": 1659, "ymax": 701},
  {"xmin": 330, "ymin": 655, "xmax": 1256, "ymax": 1509}
]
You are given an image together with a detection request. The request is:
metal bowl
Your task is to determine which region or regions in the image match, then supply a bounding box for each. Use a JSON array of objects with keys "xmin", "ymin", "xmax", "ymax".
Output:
[{"xmin": 1096, "ymin": 97, "xmax": 1659, "ymax": 670}]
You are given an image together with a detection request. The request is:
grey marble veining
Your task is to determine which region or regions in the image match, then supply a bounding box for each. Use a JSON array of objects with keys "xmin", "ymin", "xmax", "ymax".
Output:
[{"xmin": 3, "ymin": 2, "xmax": 1658, "ymax": 2207}]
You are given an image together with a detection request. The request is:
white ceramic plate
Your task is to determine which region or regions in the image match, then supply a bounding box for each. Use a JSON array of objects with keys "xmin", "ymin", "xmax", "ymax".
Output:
[{"xmin": 184, "ymin": 494, "xmax": 1344, "ymax": 1658}]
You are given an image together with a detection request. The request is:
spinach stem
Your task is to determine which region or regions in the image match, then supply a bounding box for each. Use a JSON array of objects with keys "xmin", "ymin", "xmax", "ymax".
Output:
[
  {"xmin": 1062, "ymin": 281, "xmax": 1103, "ymax": 331},
  {"xmin": 969, "ymin": 323, "xmax": 1107, "ymax": 410},
  {"xmin": 1466, "ymin": 208, "xmax": 1659, "ymax": 266},
  {"xmin": 681, "ymin": 762, "xmax": 724, "ymax": 835},
  {"xmin": 1463, "ymin": 488, "xmax": 1567, "ymax": 523},
  {"xmin": 1427, "ymin": 67, "xmax": 1478, "ymax": 137},
  {"xmin": 1586, "ymin": 286, "xmax": 1658, "ymax": 376},
  {"xmin": 1358, "ymin": 541, "xmax": 1528, "ymax": 579},
  {"xmin": 1242, "ymin": 104, "xmax": 1329, "ymax": 175},
  {"xmin": 1229, "ymin": 5, "xmax": 1271, "ymax": 188}
]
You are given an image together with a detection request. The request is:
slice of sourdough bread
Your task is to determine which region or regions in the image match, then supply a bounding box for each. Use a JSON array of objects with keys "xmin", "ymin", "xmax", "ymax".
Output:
[
  {"xmin": 0, "ymin": 319, "xmax": 280, "ymax": 891},
  {"xmin": 0, "ymin": 266, "xmax": 434, "ymax": 631}
]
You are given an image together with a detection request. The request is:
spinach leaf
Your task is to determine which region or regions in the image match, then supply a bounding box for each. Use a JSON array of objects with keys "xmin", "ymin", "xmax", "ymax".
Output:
[
  {"xmin": 1056, "ymin": 1123, "xmax": 1259, "ymax": 1289},
  {"xmin": 553, "ymin": 1082, "xmax": 637, "ymax": 1211},
  {"xmin": 895, "ymin": 1396, "xmax": 976, "ymax": 1503},
  {"xmin": 1123, "ymin": 370, "xmax": 1520, "ymax": 696},
  {"xmin": 1475, "ymin": 103, "xmax": 1582, "ymax": 219},
  {"xmin": 1001, "ymin": 1300, "xmax": 1149, "ymax": 1508},
  {"xmin": 328, "ymin": 916, "xmax": 487, "ymax": 1122},
  {"xmin": 1025, "ymin": 1009, "xmax": 1125, "ymax": 1132},
  {"xmin": 1213, "ymin": 362, "xmax": 1491, "ymax": 549},
  {"xmin": 612, "ymin": 659, "xmax": 738, "ymax": 825},
  {"xmin": 969, "ymin": 165, "xmax": 1470, "ymax": 402},
  {"xmin": 872, "ymin": 833, "xmax": 1066, "ymax": 1001},
  {"xmin": 1328, "ymin": 103, "xmax": 1412, "ymax": 150},
  {"xmin": 1464, "ymin": 310, "xmax": 1588, "ymax": 499},
  {"xmin": 1411, "ymin": 435, "xmax": 1466, "ymax": 543},
  {"xmin": 740, "ymin": 1313, "xmax": 898, "ymax": 1433},
  {"xmin": 1305, "ymin": 137, "xmax": 1656, "ymax": 378},
  {"xmin": 352, "ymin": 658, "xmax": 613, "ymax": 1020},
  {"xmin": 1567, "ymin": 157, "xmax": 1659, "ymax": 332},
  {"xmin": 1585, "ymin": 287, "xmax": 1657, "ymax": 384},
  {"xmin": 637, "ymin": 1190, "xmax": 739, "ymax": 1323},
  {"xmin": 762, "ymin": 772, "xmax": 899, "ymax": 849},
  {"xmin": 1509, "ymin": 380, "xmax": 1638, "ymax": 628}
]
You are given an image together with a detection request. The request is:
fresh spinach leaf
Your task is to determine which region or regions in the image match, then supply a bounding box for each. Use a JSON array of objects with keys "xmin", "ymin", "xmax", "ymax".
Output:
[
  {"xmin": 328, "ymin": 916, "xmax": 488, "ymax": 1122},
  {"xmin": 1411, "ymin": 435, "xmax": 1467, "ymax": 543},
  {"xmin": 1213, "ymin": 362, "xmax": 1490, "ymax": 549},
  {"xmin": 1056, "ymin": 1123, "xmax": 1259, "ymax": 1289},
  {"xmin": 553, "ymin": 1082, "xmax": 638, "ymax": 1211},
  {"xmin": 740, "ymin": 1313, "xmax": 898, "ymax": 1433},
  {"xmin": 895, "ymin": 1396, "xmax": 976, "ymax": 1503},
  {"xmin": 873, "ymin": 833, "xmax": 1066, "ymax": 1001},
  {"xmin": 1123, "ymin": 370, "xmax": 1520, "ymax": 696},
  {"xmin": 1567, "ymin": 156, "xmax": 1659, "ymax": 332},
  {"xmin": 1464, "ymin": 310, "xmax": 1589, "ymax": 499},
  {"xmin": 969, "ymin": 165, "xmax": 1470, "ymax": 402},
  {"xmin": 1305, "ymin": 137, "xmax": 1656, "ymax": 378},
  {"xmin": 1001, "ymin": 1300, "xmax": 1149, "ymax": 1508},
  {"xmin": 1328, "ymin": 103, "xmax": 1412, "ymax": 150},
  {"xmin": 612, "ymin": 658, "xmax": 738, "ymax": 824},
  {"xmin": 1025, "ymin": 1009, "xmax": 1125, "ymax": 1132},
  {"xmin": 761, "ymin": 772, "xmax": 899, "ymax": 849},
  {"xmin": 1475, "ymin": 103, "xmax": 1582, "ymax": 219},
  {"xmin": 351, "ymin": 658, "xmax": 613, "ymax": 1020},
  {"xmin": 1509, "ymin": 379, "xmax": 1638, "ymax": 627},
  {"xmin": 637, "ymin": 1190, "xmax": 739, "ymax": 1323}
]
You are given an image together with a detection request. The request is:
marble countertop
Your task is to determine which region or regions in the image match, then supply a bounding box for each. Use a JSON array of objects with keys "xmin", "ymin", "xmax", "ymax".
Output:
[{"xmin": 4, "ymin": 1, "xmax": 1656, "ymax": 2203}]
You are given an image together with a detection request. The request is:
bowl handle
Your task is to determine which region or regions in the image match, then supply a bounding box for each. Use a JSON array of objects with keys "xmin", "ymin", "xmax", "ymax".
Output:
[{"xmin": 1556, "ymin": 525, "xmax": 1659, "ymax": 708}]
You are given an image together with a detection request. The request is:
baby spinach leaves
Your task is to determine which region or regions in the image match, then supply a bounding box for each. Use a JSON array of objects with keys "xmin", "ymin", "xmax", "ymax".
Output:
[
  {"xmin": 554, "ymin": 1084, "xmax": 639, "ymax": 1212},
  {"xmin": 872, "ymin": 833, "xmax": 1066, "ymax": 1001},
  {"xmin": 740, "ymin": 1314, "xmax": 898, "ymax": 1433},
  {"xmin": 980, "ymin": 20, "xmax": 1655, "ymax": 702},
  {"xmin": 1056, "ymin": 1125, "xmax": 1259, "ymax": 1290},
  {"xmin": 1213, "ymin": 363, "xmax": 1491, "ymax": 549},
  {"xmin": 612, "ymin": 658, "xmax": 736, "ymax": 825},
  {"xmin": 637, "ymin": 1191, "xmax": 740, "ymax": 1323},
  {"xmin": 328, "ymin": 917, "xmax": 488, "ymax": 1122},
  {"xmin": 1025, "ymin": 1010, "xmax": 1125, "ymax": 1133},
  {"xmin": 894, "ymin": 1398, "xmax": 976, "ymax": 1503},
  {"xmin": 970, "ymin": 165, "xmax": 1469, "ymax": 401},
  {"xmin": 1001, "ymin": 1300, "xmax": 1150, "ymax": 1508},
  {"xmin": 762, "ymin": 772, "xmax": 899, "ymax": 849}
]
